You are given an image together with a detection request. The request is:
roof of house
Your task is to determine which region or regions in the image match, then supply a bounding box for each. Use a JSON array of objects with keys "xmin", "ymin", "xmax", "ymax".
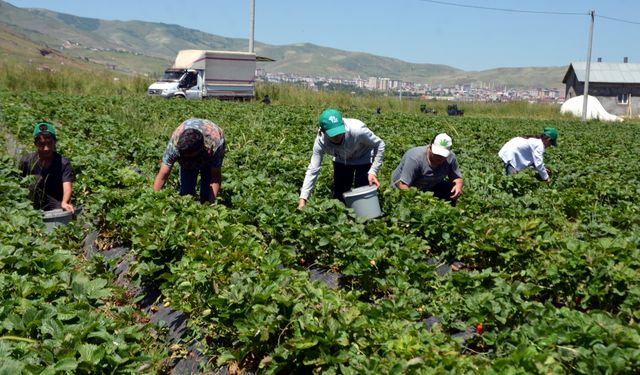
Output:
[{"xmin": 563, "ymin": 62, "xmax": 640, "ymax": 84}]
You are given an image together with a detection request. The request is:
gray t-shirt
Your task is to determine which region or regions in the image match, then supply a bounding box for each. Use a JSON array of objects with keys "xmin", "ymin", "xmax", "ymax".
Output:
[{"xmin": 391, "ymin": 146, "xmax": 462, "ymax": 191}]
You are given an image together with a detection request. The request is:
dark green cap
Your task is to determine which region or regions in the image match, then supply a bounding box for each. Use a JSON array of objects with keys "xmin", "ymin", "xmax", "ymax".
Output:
[
  {"xmin": 319, "ymin": 109, "xmax": 346, "ymax": 137},
  {"xmin": 33, "ymin": 122, "xmax": 56, "ymax": 139},
  {"xmin": 543, "ymin": 127, "xmax": 557, "ymax": 146}
]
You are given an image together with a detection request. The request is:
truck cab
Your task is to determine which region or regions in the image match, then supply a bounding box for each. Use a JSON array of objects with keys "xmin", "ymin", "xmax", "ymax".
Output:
[
  {"xmin": 148, "ymin": 69, "xmax": 203, "ymax": 99},
  {"xmin": 176, "ymin": 69, "xmax": 203, "ymax": 99}
]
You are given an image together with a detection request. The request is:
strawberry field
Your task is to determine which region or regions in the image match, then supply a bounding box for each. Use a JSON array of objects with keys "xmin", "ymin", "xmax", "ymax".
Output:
[{"xmin": 1, "ymin": 90, "xmax": 639, "ymax": 374}]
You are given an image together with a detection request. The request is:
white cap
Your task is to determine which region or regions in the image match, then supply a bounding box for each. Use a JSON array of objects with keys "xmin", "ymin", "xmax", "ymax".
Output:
[{"xmin": 431, "ymin": 133, "xmax": 452, "ymax": 158}]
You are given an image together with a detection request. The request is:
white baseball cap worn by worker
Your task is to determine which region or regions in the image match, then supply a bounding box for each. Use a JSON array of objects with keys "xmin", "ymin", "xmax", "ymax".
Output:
[{"xmin": 431, "ymin": 133, "xmax": 453, "ymax": 158}]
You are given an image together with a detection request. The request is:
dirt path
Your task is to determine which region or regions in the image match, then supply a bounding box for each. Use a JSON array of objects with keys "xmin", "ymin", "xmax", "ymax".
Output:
[{"xmin": 0, "ymin": 102, "xmax": 26, "ymax": 158}]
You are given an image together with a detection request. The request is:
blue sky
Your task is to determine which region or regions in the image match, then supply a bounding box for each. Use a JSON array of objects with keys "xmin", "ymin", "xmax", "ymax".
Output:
[{"xmin": 7, "ymin": 0, "xmax": 640, "ymax": 71}]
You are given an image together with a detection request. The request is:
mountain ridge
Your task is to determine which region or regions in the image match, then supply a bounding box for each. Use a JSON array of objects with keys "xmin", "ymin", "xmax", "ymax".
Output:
[{"xmin": 0, "ymin": 0, "xmax": 565, "ymax": 89}]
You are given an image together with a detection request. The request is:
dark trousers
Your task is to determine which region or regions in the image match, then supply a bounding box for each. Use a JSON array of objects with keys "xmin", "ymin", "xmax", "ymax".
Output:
[
  {"xmin": 430, "ymin": 180, "xmax": 457, "ymax": 206},
  {"xmin": 332, "ymin": 162, "xmax": 371, "ymax": 202},
  {"xmin": 33, "ymin": 193, "xmax": 62, "ymax": 211},
  {"xmin": 504, "ymin": 163, "xmax": 518, "ymax": 176},
  {"xmin": 180, "ymin": 166, "xmax": 212, "ymax": 203}
]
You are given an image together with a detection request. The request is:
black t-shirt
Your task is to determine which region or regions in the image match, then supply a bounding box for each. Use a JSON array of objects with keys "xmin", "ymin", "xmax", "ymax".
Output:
[{"xmin": 20, "ymin": 152, "xmax": 73, "ymax": 210}]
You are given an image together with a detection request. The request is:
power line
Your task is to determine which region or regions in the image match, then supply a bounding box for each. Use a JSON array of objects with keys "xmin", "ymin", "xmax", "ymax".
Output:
[
  {"xmin": 417, "ymin": 0, "xmax": 587, "ymax": 16},
  {"xmin": 418, "ymin": 0, "xmax": 640, "ymax": 26},
  {"xmin": 597, "ymin": 14, "xmax": 640, "ymax": 26}
]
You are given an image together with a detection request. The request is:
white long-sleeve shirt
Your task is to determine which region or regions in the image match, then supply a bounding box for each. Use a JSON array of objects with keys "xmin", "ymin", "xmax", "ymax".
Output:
[
  {"xmin": 299, "ymin": 118, "xmax": 385, "ymax": 200},
  {"xmin": 498, "ymin": 137, "xmax": 548, "ymax": 180}
]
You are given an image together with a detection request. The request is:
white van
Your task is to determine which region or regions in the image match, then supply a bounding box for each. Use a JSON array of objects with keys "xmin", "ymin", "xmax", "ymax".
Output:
[{"xmin": 148, "ymin": 50, "xmax": 272, "ymax": 100}]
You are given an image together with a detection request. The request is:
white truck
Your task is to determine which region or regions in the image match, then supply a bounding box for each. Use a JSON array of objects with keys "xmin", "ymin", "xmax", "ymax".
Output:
[{"xmin": 147, "ymin": 50, "xmax": 271, "ymax": 100}]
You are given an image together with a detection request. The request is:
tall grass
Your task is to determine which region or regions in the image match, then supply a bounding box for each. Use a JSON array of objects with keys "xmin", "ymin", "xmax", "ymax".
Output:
[
  {"xmin": 1, "ymin": 63, "xmax": 568, "ymax": 120},
  {"xmin": 256, "ymin": 83, "xmax": 566, "ymax": 119},
  {"xmin": 0, "ymin": 62, "xmax": 152, "ymax": 95}
]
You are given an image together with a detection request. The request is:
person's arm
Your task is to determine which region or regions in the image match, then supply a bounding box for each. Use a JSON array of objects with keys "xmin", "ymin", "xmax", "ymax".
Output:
[
  {"xmin": 297, "ymin": 197, "xmax": 307, "ymax": 209},
  {"xmin": 19, "ymin": 155, "xmax": 30, "ymax": 177},
  {"xmin": 368, "ymin": 173, "xmax": 380, "ymax": 188},
  {"xmin": 450, "ymin": 178, "xmax": 463, "ymax": 200},
  {"xmin": 156, "ymin": 135, "xmax": 180, "ymax": 191},
  {"xmin": 155, "ymin": 138, "xmax": 180, "ymax": 192},
  {"xmin": 208, "ymin": 167, "xmax": 222, "ymax": 202},
  {"xmin": 153, "ymin": 163, "xmax": 172, "ymax": 191},
  {"xmin": 448, "ymin": 156, "xmax": 464, "ymax": 199},
  {"xmin": 60, "ymin": 158, "xmax": 74, "ymax": 212},
  {"xmin": 207, "ymin": 143, "xmax": 225, "ymax": 202},
  {"xmin": 61, "ymin": 181, "xmax": 74, "ymax": 213},
  {"xmin": 360, "ymin": 127, "xmax": 385, "ymax": 184},
  {"xmin": 392, "ymin": 155, "xmax": 417, "ymax": 190},
  {"xmin": 298, "ymin": 138, "xmax": 325, "ymax": 208},
  {"xmin": 531, "ymin": 142, "xmax": 549, "ymax": 181}
]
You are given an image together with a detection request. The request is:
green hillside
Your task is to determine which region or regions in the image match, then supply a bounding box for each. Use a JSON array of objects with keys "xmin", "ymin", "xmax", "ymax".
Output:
[
  {"xmin": 0, "ymin": 21, "xmax": 102, "ymax": 71},
  {"xmin": 258, "ymin": 43, "xmax": 462, "ymax": 80},
  {"xmin": 0, "ymin": 0, "xmax": 565, "ymax": 88}
]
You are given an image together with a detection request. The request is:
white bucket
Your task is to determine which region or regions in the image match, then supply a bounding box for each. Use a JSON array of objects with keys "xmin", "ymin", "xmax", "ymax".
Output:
[
  {"xmin": 342, "ymin": 185, "xmax": 382, "ymax": 219},
  {"xmin": 43, "ymin": 208, "xmax": 73, "ymax": 233}
]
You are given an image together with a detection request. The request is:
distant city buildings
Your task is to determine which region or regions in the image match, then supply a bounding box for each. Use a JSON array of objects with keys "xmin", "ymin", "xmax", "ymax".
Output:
[{"xmin": 257, "ymin": 69, "xmax": 564, "ymax": 103}]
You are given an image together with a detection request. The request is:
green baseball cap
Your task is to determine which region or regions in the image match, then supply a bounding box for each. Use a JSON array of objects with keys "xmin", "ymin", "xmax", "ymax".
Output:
[
  {"xmin": 543, "ymin": 127, "xmax": 558, "ymax": 146},
  {"xmin": 319, "ymin": 109, "xmax": 346, "ymax": 137},
  {"xmin": 33, "ymin": 122, "xmax": 57, "ymax": 139}
]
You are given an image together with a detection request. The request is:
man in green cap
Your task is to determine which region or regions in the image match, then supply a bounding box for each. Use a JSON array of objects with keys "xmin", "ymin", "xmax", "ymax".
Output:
[
  {"xmin": 498, "ymin": 127, "xmax": 558, "ymax": 182},
  {"xmin": 298, "ymin": 108, "xmax": 385, "ymax": 209},
  {"xmin": 20, "ymin": 122, "xmax": 74, "ymax": 212}
]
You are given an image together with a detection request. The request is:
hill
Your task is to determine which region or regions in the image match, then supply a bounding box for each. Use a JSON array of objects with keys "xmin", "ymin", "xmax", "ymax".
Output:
[
  {"xmin": 0, "ymin": 0, "xmax": 565, "ymax": 88},
  {"xmin": 0, "ymin": 21, "xmax": 77, "ymax": 67}
]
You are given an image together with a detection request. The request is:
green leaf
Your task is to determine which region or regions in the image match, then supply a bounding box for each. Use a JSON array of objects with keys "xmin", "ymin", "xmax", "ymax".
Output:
[
  {"xmin": 288, "ymin": 337, "xmax": 318, "ymax": 350},
  {"xmin": 72, "ymin": 275, "xmax": 111, "ymax": 301},
  {"xmin": 40, "ymin": 358, "xmax": 78, "ymax": 375},
  {"xmin": 87, "ymin": 330, "xmax": 114, "ymax": 344},
  {"xmin": 40, "ymin": 318, "xmax": 64, "ymax": 340},
  {"xmin": 79, "ymin": 343, "xmax": 105, "ymax": 365},
  {"xmin": 0, "ymin": 359, "xmax": 26, "ymax": 375},
  {"xmin": 216, "ymin": 351, "xmax": 236, "ymax": 366},
  {"xmin": 54, "ymin": 357, "xmax": 78, "ymax": 371}
]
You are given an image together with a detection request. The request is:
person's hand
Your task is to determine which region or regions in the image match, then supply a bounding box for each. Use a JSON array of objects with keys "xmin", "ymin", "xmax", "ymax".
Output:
[
  {"xmin": 450, "ymin": 184, "xmax": 463, "ymax": 200},
  {"xmin": 61, "ymin": 202, "xmax": 75, "ymax": 213},
  {"xmin": 297, "ymin": 198, "xmax": 306, "ymax": 210},
  {"xmin": 368, "ymin": 174, "xmax": 380, "ymax": 188}
]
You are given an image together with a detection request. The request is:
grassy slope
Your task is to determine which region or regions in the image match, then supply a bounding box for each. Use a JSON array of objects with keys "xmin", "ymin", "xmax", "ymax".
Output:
[
  {"xmin": 0, "ymin": 22, "xmax": 90, "ymax": 69},
  {"xmin": 0, "ymin": 27, "xmax": 154, "ymax": 94},
  {"xmin": 257, "ymin": 43, "xmax": 462, "ymax": 79}
]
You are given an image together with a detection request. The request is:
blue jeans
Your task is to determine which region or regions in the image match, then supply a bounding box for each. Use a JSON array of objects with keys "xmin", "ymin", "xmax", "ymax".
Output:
[{"xmin": 179, "ymin": 166, "xmax": 212, "ymax": 203}]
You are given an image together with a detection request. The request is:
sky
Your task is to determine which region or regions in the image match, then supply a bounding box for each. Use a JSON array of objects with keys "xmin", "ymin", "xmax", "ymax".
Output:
[{"xmin": 6, "ymin": 0, "xmax": 640, "ymax": 71}]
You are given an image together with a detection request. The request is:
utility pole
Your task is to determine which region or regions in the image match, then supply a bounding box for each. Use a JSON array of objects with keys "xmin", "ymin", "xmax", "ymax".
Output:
[
  {"xmin": 582, "ymin": 10, "xmax": 594, "ymax": 122},
  {"xmin": 249, "ymin": 0, "xmax": 255, "ymax": 53}
]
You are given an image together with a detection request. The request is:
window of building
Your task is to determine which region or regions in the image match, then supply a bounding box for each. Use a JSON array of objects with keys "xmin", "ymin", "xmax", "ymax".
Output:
[{"xmin": 617, "ymin": 93, "xmax": 629, "ymax": 104}]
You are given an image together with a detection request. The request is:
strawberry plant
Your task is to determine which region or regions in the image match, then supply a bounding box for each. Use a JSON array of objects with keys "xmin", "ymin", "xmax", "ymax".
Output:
[{"xmin": 1, "ymin": 89, "xmax": 639, "ymax": 373}]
